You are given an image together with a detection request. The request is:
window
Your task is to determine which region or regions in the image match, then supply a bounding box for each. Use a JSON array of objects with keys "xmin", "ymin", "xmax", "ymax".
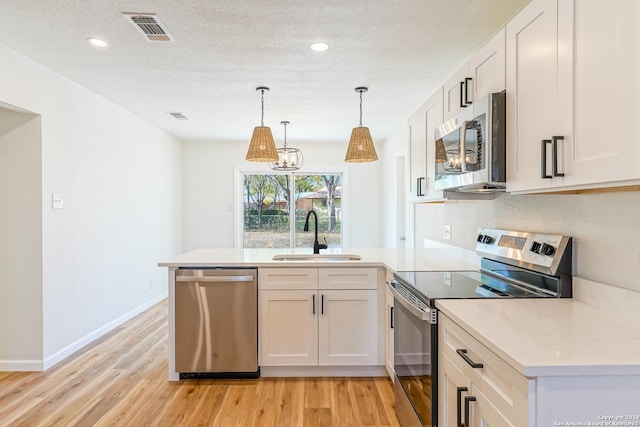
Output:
[{"xmin": 242, "ymin": 172, "xmax": 343, "ymax": 249}]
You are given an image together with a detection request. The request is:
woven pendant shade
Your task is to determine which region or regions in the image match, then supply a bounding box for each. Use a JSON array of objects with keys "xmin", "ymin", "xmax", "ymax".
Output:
[
  {"xmin": 345, "ymin": 126, "xmax": 378, "ymax": 162},
  {"xmin": 246, "ymin": 87, "xmax": 278, "ymax": 162},
  {"xmin": 246, "ymin": 126, "xmax": 278, "ymax": 162},
  {"xmin": 345, "ymin": 87, "xmax": 378, "ymax": 163},
  {"xmin": 435, "ymin": 139, "xmax": 448, "ymax": 163}
]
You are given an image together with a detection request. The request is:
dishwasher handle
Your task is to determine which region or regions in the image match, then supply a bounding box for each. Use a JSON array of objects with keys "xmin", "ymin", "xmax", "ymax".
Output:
[{"xmin": 176, "ymin": 275, "xmax": 254, "ymax": 283}]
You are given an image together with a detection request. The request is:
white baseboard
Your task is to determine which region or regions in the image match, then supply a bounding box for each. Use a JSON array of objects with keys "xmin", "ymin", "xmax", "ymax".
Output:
[
  {"xmin": 41, "ymin": 293, "xmax": 167, "ymax": 370},
  {"xmin": 0, "ymin": 359, "xmax": 44, "ymax": 371},
  {"xmin": 260, "ymin": 365, "xmax": 387, "ymax": 378}
]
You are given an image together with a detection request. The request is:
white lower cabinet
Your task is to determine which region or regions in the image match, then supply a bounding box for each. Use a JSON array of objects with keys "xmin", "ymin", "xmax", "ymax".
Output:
[
  {"xmin": 385, "ymin": 285, "xmax": 394, "ymax": 379},
  {"xmin": 438, "ymin": 314, "xmax": 529, "ymax": 426},
  {"xmin": 258, "ymin": 267, "xmax": 379, "ymax": 368},
  {"xmin": 259, "ymin": 290, "xmax": 318, "ymax": 365},
  {"xmin": 439, "ymin": 312, "xmax": 640, "ymax": 425},
  {"xmin": 318, "ymin": 289, "xmax": 378, "ymax": 365}
]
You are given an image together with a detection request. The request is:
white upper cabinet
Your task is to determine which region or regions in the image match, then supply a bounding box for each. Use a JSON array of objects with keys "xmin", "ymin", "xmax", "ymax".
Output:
[
  {"xmin": 469, "ymin": 28, "xmax": 506, "ymax": 102},
  {"xmin": 506, "ymin": 0, "xmax": 573, "ymax": 193},
  {"xmin": 443, "ymin": 64, "xmax": 472, "ymax": 121},
  {"xmin": 507, "ymin": 0, "xmax": 640, "ymax": 193},
  {"xmin": 444, "ymin": 29, "xmax": 506, "ymax": 122},
  {"xmin": 408, "ymin": 87, "xmax": 444, "ymax": 202},
  {"xmin": 567, "ymin": 0, "xmax": 640, "ymax": 189}
]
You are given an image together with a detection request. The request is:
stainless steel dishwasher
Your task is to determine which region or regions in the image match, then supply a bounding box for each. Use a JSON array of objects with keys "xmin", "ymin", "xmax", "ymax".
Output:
[{"xmin": 175, "ymin": 268, "xmax": 258, "ymax": 379}]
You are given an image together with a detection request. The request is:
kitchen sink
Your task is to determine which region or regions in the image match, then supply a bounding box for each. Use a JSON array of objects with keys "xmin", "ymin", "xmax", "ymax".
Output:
[{"xmin": 272, "ymin": 254, "xmax": 362, "ymax": 262}]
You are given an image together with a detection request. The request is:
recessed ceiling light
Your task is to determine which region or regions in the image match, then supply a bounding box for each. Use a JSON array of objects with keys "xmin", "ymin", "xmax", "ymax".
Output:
[
  {"xmin": 88, "ymin": 38, "xmax": 108, "ymax": 47},
  {"xmin": 310, "ymin": 42, "xmax": 329, "ymax": 52}
]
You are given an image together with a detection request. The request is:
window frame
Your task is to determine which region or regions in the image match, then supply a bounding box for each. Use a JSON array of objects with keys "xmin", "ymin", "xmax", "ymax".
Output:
[{"xmin": 234, "ymin": 167, "xmax": 349, "ymax": 249}]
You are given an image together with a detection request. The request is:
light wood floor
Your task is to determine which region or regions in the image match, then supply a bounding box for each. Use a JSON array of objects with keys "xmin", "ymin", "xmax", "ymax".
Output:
[{"xmin": 0, "ymin": 300, "xmax": 400, "ymax": 427}]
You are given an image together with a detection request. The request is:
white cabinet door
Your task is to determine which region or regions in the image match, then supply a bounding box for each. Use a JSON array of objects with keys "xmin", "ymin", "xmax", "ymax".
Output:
[
  {"xmin": 469, "ymin": 28, "xmax": 506, "ymax": 101},
  {"xmin": 318, "ymin": 289, "xmax": 378, "ymax": 366},
  {"xmin": 567, "ymin": 0, "xmax": 640, "ymax": 188},
  {"xmin": 471, "ymin": 387, "xmax": 514, "ymax": 427},
  {"xmin": 408, "ymin": 104, "xmax": 427, "ymax": 200},
  {"xmin": 443, "ymin": 64, "xmax": 472, "ymax": 121},
  {"xmin": 408, "ymin": 88, "xmax": 445, "ymax": 202},
  {"xmin": 385, "ymin": 287, "xmax": 394, "ymax": 379},
  {"xmin": 259, "ymin": 290, "xmax": 317, "ymax": 366},
  {"xmin": 506, "ymin": 0, "xmax": 573, "ymax": 193},
  {"xmin": 438, "ymin": 351, "xmax": 472, "ymax": 427}
]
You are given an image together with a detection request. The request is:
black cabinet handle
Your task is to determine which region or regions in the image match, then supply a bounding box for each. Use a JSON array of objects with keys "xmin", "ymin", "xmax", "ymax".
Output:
[
  {"xmin": 390, "ymin": 306, "xmax": 394, "ymax": 329},
  {"xmin": 456, "ymin": 349, "xmax": 484, "ymax": 369},
  {"xmin": 321, "ymin": 294, "xmax": 324, "ymax": 315},
  {"xmin": 457, "ymin": 386, "xmax": 468, "ymax": 427},
  {"xmin": 464, "ymin": 77, "xmax": 472, "ymax": 105},
  {"xmin": 541, "ymin": 139, "xmax": 552, "ymax": 179},
  {"xmin": 312, "ymin": 294, "xmax": 315, "ymax": 315},
  {"xmin": 464, "ymin": 395, "xmax": 476, "ymax": 427},
  {"xmin": 460, "ymin": 81, "xmax": 467, "ymax": 108},
  {"xmin": 417, "ymin": 177, "xmax": 425, "ymax": 196},
  {"xmin": 552, "ymin": 135, "xmax": 565, "ymax": 177}
]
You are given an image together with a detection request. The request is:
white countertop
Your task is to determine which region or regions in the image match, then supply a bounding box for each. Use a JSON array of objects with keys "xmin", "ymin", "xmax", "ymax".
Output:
[
  {"xmin": 158, "ymin": 247, "xmax": 480, "ymax": 272},
  {"xmin": 436, "ymin": 298, "xmax": 640, "ymax": 377}
]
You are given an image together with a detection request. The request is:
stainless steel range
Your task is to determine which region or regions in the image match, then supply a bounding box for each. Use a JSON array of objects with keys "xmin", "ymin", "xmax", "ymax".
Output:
[{"xmin": 389, "ymin": 228, "xmax": 572, "ymax": 427}]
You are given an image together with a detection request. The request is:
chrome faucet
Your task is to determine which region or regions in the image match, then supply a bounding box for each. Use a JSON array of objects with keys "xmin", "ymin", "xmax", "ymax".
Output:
[{"xmin": 303, "ymin": 210, "xmax": 328, "ymax": 254}]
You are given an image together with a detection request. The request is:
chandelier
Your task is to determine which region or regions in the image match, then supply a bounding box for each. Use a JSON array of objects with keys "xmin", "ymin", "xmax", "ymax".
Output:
[{"xmin": 269, "ymin": 121, "xmax": 303, "ymax": 171}]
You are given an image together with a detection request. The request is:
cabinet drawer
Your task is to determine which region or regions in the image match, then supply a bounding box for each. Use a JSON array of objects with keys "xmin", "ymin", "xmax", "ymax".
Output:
[
  {"xmin": 258, "ymin": 268, "xmax": 318, "ymax": 290},
  {"xmin": 439, "ymin": 315, "xmax": 530, "ymax": 425},
  {"xmin": 318, "ymin": 268, "xmax": 377, "ymax": 290}
]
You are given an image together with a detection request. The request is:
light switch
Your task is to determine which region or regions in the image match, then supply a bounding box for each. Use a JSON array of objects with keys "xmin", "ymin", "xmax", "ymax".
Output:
[
  {"xmin": 444, "ymin": 224, "xmax": 452, "ymax": 240},
  {"xmin": 52, "ymin": 193, "xmax": 64, "ymax": 209}
]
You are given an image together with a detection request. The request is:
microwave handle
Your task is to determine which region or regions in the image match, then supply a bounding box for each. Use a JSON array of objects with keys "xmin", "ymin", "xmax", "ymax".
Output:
[{"xmin": 460, "ymin": 121, "xmax": 468, "ymax": 172}]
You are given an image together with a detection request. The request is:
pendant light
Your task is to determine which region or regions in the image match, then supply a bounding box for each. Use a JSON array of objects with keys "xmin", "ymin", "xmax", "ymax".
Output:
[
  {"xmin": 345, "ymin": 86, "xmax": 378, "ymax": 163},
  {"xmin": 246, "ymin": 87, "xmax": 279, "ymax": 162},
  {"xmin": 269, "ymin": 121, "xmax": 304, "ymax": 171}
]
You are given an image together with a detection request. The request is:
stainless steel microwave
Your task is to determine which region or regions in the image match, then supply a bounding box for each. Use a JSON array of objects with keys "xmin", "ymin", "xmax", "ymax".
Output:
[{"xmin": 434, "ymin": 91, "xmax": 506, "ymax": 192}]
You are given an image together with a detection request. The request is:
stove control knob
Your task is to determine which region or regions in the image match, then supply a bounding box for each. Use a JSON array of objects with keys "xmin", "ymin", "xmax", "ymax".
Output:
[
  {"xmin": 482, "ymin": 235, "xmax": 494, "ymax": 244},
  {"xmin": 530, "ymin": 241, "xmax": 542, "ymax": 254},
  {"xmin": 477, "ymin": 233, "xmax": 484, "ymax": 243},
  {"xmin": 541, "ymin": 243, "xmax": 556, "ymax": 256}
]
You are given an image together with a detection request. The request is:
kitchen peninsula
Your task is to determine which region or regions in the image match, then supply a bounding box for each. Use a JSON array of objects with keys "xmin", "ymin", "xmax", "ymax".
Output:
[
  {"xmin": 159, "ymin": 247, "xmax": 480, "ymax": 381},
  {"xmin": 159, "ymin": 247, "xmax": 640, "ymax": 424}
]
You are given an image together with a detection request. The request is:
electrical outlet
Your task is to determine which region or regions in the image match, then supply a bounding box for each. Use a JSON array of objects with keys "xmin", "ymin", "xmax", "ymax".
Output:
[
  {"xmin": 149, "ymin": 279, "xmax": 153, "ymax": 289},
  {"xmin": 444, "ymin": 224, "xmax": 452, "ymax": 240},
  {"xmin": 52, "ymin": 193, "xmax": 64, "ymax": 209},
  {"xmin": 444, "ymin": 272, "xmax": 452, "ymax": 286}
]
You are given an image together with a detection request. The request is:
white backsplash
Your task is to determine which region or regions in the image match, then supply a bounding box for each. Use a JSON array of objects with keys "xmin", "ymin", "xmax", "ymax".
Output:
[{"xmin": 414, "ymin": 190, "xmax": 640, "ymax": 293}]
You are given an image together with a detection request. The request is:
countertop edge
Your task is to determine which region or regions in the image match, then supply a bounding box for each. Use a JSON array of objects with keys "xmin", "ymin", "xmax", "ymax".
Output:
[{"xmin": 436, "ymin": 299, "xmax": 640, "ymax": 378}]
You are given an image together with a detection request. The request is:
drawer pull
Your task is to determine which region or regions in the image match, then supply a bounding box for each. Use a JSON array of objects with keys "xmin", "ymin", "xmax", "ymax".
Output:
[
  {"xmin": 456, "ymin": 386, "xmax": 468, "ymax": 427},
  {"xmin": 456, "ymin": 348, "xmax": 484, "ymax": 369},
  {"xmin": 464, "ymin": 395, "xmax": 476, "ymax": 427}
]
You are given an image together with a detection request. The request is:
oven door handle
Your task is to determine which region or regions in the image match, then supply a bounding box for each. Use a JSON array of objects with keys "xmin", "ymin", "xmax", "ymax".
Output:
[{"xmin": 387, "ymin": 282, "xmax": 435, "ymax": 323}]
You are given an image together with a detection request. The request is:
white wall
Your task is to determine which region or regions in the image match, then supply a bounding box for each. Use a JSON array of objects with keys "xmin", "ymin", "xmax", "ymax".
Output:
[
  {"xmin": 380, "ymin": 120, "xmax": 408, "ymax": 248},
  {"xmin": 0, "ymin": 108, "xmax": 43, "ymax": 367},
  {"xmin": 0, "ymin": 43, "xmax": 183, "ymax": 369},
  {"xmin": 182, "ymin": 139, "xmax": 382, "ymax": 251}
]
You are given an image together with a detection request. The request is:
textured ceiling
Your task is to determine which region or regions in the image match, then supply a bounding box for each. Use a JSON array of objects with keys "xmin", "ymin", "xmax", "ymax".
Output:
[{"xmin": 0, "ymin": 0, "xmax": 528, "ymax": 145}]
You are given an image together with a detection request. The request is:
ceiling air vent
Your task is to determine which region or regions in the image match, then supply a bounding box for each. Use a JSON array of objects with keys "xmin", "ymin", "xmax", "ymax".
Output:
[
  {"xmin": 168, "ymin": 112, "xmax": 188, "ymax": 120},
  {"xmin": 122, "ymin": 12, "xmax": 174, "ymax": 42}
]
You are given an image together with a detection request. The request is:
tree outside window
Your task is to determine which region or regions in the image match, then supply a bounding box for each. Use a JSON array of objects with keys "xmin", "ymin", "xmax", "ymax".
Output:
[{"xmin": 243, "ymin": 173, "xmax": 342, "ymax": 249}]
